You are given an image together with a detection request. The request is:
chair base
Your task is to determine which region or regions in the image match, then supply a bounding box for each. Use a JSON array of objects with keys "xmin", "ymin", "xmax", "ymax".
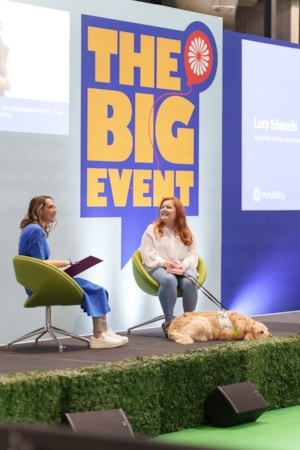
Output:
[
  {"xmin": 5, "ymin": 306, "xmax": 90, "ymax": 352},
  {"xmin": 127, "ymin": 314, "xmax": 164, "ymax": 334},
  {"xmin": 127, "ymin": 286, "xmax": 226, "ymax": 335}
]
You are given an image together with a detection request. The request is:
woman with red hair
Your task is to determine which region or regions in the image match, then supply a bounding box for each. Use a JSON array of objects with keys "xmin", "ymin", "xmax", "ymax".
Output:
[{"xmin": 141, "ymin": 197, "xmax": 199, "ymax": 337}]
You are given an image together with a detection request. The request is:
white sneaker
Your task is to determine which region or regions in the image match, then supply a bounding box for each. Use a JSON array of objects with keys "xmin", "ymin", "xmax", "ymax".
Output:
[
  {"xmin": 106, "ymin": 329, "xmax": 129, "ymax": 345},
  {"xmin": 89, "ymin": 334, "xmax": 123, "ymax": 349}
]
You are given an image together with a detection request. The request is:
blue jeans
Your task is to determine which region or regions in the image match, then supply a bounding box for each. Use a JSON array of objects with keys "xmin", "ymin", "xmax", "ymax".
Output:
[{"xmin": 149, "ymin": 267, "xmax": 198, "ymax": 322}]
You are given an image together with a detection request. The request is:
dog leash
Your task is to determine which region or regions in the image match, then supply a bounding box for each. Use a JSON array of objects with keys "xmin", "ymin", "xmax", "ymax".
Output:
[{"xmin": 183, "ymin": 272, "xmax": 228, "ymax": 310}]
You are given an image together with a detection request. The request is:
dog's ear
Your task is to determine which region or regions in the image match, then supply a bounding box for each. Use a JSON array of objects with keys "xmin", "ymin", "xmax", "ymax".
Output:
[{"xmin": 244, "ymin": 329, "xmax": 256, "ymax": 340}]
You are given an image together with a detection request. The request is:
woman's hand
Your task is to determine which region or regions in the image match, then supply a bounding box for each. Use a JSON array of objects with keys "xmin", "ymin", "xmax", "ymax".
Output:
[
  {"xmin": 46, "ymin": 259, "xmax": 71, "ymax": 268},
  {"xmin": 165, "ymin": 262, "xmax": 185, "ymax": 275}
]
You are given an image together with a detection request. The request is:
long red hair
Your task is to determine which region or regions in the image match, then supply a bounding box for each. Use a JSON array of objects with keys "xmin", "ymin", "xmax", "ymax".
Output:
[{"xmin": 154, "ymin": 197, "xmax": 193, "ymax": 246}]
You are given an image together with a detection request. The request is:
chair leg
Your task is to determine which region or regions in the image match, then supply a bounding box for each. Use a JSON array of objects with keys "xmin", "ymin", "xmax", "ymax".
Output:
[
  {"xmin": 5, "ymin": 326, "xmax": 48, "ymax": 349},
  {"xmin": 5, "ymin": 306, "xmax": 89, "ymax": 352},
  {"xmin": 34, "ymin": 330, "xmax": 48, "ymax": 343},
  {"xmin": 50, "ymin": 326, "xmax": 89, "ymax": 347},
  {"xmin": 127, "ymin": 314, "xmax": 165, "ymax": 334},
  {"xmin": 44, "ymin": 306, "xmax": 90, "ymax": 352},
  {"xmin": 127, "ymin": 286, "xmax": 226, "ymax": 336}
]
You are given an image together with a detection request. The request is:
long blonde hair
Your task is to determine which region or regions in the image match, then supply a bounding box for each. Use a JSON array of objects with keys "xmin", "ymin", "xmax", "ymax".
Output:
[
  {"xmin": 20, "ymin": 195, "xmax": 56, "ymax": 237},
  {"xmin": 154, "ymin": 197, "xmax": 193, "ymax": 246}
]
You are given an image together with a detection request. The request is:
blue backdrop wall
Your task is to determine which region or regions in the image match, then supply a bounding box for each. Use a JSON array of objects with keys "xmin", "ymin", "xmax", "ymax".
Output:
[{"xmin": 222, "ymin": 30, "xmax": 300, "ymax": 315}]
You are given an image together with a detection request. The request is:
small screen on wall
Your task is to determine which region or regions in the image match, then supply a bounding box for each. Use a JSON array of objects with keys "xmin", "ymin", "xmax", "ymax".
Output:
[{"xmin": 0, "ymin": 1, "xmax": 70, "ymax": 135}]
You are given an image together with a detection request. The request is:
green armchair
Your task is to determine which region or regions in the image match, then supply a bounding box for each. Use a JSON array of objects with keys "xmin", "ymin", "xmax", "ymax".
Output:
[
  {"xmin": 6, "ymin": 255, "xmax": 90, "ymax": 352},
  {"xmin": 128, "ymin": 249, "xmax": 207, "ymax": 334}
]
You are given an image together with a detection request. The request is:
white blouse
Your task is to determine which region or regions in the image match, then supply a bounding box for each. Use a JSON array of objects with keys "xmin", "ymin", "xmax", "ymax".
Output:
[{"xmin": 140, "ymin": 223, "xmax": 198, "ymax": 272}]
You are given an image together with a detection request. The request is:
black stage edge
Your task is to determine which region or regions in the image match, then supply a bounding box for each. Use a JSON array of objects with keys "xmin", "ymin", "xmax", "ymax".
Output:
[
  {"xmin": 0, "ymin": 311, "xmax": 299, "ymax": 375},
  {"xmin": 0, "ymin": 422, "xmax": 218, "ymax": 450}
]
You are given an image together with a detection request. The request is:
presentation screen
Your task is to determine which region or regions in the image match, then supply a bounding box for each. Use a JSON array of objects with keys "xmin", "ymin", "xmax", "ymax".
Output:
[
  {"xmin": 0, "ymin": 1, "xmax": 70, "ymax": 135},
  {"xmin": 242, "ymin": 39, "xmax": 300, "ymax": 211},
  {"xmin": 222, "ymin": 31, "xmax": 300, "ymax": 315}
]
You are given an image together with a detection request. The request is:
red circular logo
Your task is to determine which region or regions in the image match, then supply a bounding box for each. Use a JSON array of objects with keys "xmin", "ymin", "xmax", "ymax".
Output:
[{"xmin": 184, "ymin": 30, "xmax": 214, "ymax": 87}]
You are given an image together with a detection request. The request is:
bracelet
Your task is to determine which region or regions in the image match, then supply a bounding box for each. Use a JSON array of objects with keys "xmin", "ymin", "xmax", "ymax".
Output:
[{"xmin": 67, "ymin": 259, "xmax": 72, "ymax": 266}]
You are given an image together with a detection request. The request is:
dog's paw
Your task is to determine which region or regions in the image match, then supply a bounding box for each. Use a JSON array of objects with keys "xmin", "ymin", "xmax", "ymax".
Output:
[{"xmin": 175, "ymin": 335, "xmax": 194, "ymax": 345}]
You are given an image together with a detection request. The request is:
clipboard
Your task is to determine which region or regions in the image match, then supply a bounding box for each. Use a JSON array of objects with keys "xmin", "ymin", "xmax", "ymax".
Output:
[{"xmin": 64, "ymin": 255, "xmax": 103, "ymax": 277}]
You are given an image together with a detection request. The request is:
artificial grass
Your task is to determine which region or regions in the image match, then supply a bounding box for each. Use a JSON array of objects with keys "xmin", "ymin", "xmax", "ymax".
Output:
[
  {"xmin": 153, "ymin": 405, "xmax": 300, "ymax": 450},
  {"xmin": 1, "ymin": 335, "xmax": 300, "ymax": 437}
]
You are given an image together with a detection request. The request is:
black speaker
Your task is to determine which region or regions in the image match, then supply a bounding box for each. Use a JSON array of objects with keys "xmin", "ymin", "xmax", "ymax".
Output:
[
  {"xmin": 204, "ymin": 381, "xmax": 268, "ymax": 427},
  {"xmin": 62, "ymin": 408, "xmax": 134, "ymax": 439}
]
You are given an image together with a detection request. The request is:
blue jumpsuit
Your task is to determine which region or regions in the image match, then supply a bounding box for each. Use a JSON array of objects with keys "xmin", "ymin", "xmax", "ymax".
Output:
[{"xmin": 18, "ymin": 224, "xmax": 110, "ymax": 317}]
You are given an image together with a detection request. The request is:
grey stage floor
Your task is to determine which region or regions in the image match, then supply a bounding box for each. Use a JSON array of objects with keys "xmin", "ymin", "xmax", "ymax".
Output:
[{"xmin": 0, "ymin": 311, "xmax": 299, "ymax": 376}]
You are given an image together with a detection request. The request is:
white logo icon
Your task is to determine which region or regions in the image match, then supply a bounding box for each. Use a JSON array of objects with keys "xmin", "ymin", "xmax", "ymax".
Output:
[{"xmin": 253, "ymin": 187, "xmax": 261, "ymax": 202}]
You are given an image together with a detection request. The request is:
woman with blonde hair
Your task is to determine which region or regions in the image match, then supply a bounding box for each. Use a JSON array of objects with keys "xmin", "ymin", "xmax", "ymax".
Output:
[
  {"xmin": 18, "ymin": 195, "xmax": 128, "ymax": 349},
  {"xmin": 140, "ymin": 197, "xmax": 199, "ymax": 337}
]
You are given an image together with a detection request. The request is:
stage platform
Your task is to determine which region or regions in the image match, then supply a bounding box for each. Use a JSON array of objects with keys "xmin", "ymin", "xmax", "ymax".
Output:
[{"xmin": 0, "ymin": 311, "xmax": 299, "ymax": 376}]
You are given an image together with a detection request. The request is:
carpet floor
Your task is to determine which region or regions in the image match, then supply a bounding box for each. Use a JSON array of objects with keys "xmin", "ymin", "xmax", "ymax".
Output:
[{"xmin": 0, "ymin": 310, "xmax": 299, "ymax": 375}]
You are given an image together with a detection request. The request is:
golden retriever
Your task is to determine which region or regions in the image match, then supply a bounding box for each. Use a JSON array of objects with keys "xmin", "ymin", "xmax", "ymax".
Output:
[{"xmin": 167, "ymin": 310, "xmax": 272, "ymax": 344}]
